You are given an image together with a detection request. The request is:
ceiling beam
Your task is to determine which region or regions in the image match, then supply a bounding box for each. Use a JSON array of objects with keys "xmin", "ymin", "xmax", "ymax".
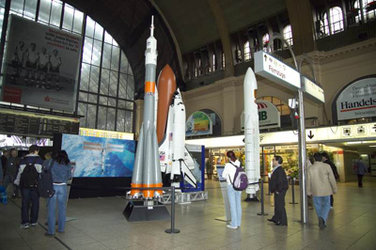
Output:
[{"xmin": 207, "ymin": 0, "xmax": 234, "ymax": 77}]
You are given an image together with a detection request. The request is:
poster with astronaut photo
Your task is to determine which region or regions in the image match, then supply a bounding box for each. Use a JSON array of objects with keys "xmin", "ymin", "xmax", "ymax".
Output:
[{"xmin": 1, "ymin": 15, "xmax": 82, "ymax": 112}]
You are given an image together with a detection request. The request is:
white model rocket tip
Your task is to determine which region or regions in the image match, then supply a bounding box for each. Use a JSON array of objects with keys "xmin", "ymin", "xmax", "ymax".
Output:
[
  {"xmin": 245, "ymin": 68, "xmax": 257, "ymax": 90},
  {"xmin": 150, "ymin": 16, "xmax": 154, "ymax": 37}
]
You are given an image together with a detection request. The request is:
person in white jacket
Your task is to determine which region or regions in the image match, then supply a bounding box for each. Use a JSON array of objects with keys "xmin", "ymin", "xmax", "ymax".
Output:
[
  {"xmin": 222, "ymin": 151, "xmax": 242, "ymax": 229},
  {"xmin": 307, "ymin": 153, "xmax": 337, "ymax": 230}
]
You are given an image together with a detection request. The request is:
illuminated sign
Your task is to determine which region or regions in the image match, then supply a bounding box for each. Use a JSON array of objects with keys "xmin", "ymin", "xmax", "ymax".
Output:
[
  {"xmin": 79, "ymin": 128, "xmax": 134, "ymax": 140},
  {"xmin": 241, "ymin": 100, "xmax": 281, "ymax": 130},
  {"xmin": 0, "ymin": 108, "xmax": 79, "ymax": 137},
  {"xmin": 254, "ymin": 51, "xmax": 301, "ymax": 90},
  {"xmin": 336, "ymin": 76, "xmax": 376, "ymax": 121},
  {"xmin": 186, "ymin": 122, "xmax": 376, "ymax": 148},
  {"xmin": 302, "ymin": 77, "xmax": 325, "ymax": 103}
]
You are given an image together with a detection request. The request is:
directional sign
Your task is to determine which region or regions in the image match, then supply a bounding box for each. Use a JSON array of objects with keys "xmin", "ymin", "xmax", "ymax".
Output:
[
  {"xmin": 302, "ymin": 76, "xmax": 325, "ymax": 103},
  {"xmin": 254, "ymin": 51, "xmax": 301, "ymax": 90},
  {"xmin": 307, "ymin": 130, "xmax": 314, "ymax": 139}
]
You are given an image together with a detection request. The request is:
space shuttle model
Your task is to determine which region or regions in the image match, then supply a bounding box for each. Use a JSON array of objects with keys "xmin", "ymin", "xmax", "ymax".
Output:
[
  {"xmin": 130, "ymin": 16, "xmax": 162, "ymax": 199},
  {"xmin": 243, "ymin": 68, "xmax": 260, "ymax": 197},
  {"xmin": 156, "ymin": 65, "xmax": 198, "ymax": 189}
]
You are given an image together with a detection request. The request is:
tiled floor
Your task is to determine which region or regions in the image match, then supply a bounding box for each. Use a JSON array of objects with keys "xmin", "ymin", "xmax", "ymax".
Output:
[{"xmin": 1, "ymin": 177, "xmax": 375, "ymax": 250}]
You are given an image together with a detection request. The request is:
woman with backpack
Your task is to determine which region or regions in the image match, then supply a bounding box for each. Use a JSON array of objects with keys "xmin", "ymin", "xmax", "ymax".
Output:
[
  {"xmin": 222, "ymin": 151, "xmax": 242, "ymax": 229},
  {"xmin": 45, "ymin": 150, "xmax": 72, "ymax": 236}
]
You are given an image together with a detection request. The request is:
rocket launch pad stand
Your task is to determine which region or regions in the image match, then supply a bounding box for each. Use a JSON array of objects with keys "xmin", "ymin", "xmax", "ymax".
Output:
[{"xmin": 123, "ymin": 200, "xmax": 170, "ymax": 222}]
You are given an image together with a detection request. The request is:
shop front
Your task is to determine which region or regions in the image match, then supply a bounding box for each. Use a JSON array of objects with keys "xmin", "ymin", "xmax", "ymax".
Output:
[{"xmin": 204, "ymin": 143, "xmax": 344, "ymax": 183}]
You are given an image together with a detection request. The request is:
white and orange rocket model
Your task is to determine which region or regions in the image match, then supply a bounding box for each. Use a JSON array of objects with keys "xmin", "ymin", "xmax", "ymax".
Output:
[
  {"xmin": 130, "ymin": 17, "xmax": 197, "ymax": 199},
  {"xmin": 156, "ymin": 65, "xmax": 198, "ymax": 189},
  {"xmin": 130, "ymin": 16, "xmax": 163, "ymax": 199}
]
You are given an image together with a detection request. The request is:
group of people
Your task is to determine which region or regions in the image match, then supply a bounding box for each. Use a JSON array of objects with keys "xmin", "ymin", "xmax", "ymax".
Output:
[
  {"xmin": 1, "ymin": 145, "xmax": 72, "ymax": 236},
  {"xmin": 221, "ymin": 150, "xmax": 346, "ymax": 230},
  {"xmin": 9, "ymin": 40, "xmax": 62, "ymax": 89}
]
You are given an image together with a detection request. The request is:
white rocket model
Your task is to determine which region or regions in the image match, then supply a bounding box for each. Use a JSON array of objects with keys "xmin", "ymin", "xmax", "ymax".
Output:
[
  {"xmin": 156, "ymin": 65, "xmax": 198, "ymax": 189},
  {"xmin": 130, "ymin": 16, "xmax": 162, "ymax": 199},
  {"xmin": 243, "ymin": 68, "xmax": 260, "ymax": 196}
]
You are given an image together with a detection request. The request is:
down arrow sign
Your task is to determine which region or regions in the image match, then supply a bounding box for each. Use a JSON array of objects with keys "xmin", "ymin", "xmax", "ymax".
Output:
[{"xmin": 307, "ymin": 130, "xmax": 314, "ymax": 139}]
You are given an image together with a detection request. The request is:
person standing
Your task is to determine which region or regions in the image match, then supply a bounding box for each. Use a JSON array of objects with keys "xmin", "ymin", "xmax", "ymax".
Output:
[
  {"xmin": 353, "ymin": 158, "xmax": 368, "ymax": 188},
  {"xmin": 3, "ymin": 148, "xmax": 20, "ymax": 198},
  {"xmin": 14, "ymin": 145, "xmax": 43, "ymax": 229},
  {"xmin": 1, "ymin": 150, "xmax": 9, "ymax": 178},
  {"xmin": 321, "ymin": 152, "xmax": 339, "ymax": 208},
  {"xmin": 222, "ymin": 151, "xmax": 242, "ymax": 229},
  {"xmin": 307, "ymin": 153, "xmax": 337, "ymax": 229},
  {"xmin": 46, "ymin": 151, "xmax": 72, "ymax": 236},
  {"xmin": 267, "ymin": 155, "xmax": 288, "ymax": 226}
]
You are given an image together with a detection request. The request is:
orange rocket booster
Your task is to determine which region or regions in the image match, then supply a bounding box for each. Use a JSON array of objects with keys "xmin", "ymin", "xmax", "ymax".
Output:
[{"xmin": 156, "ymin": 65, "xmax": 177, "ymax": 144}]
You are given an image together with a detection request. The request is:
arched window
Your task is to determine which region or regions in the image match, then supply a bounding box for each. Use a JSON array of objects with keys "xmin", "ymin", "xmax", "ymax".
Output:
[
  {"xmin": 282, "ymin": 25, "xmax": 293, "ymax": 46},
  {"xmin": 0, "ymin": 0, "xmax": 135, "ymax": 133},
  {"xmin": 355, "ymin": 0, "xmax": 376, "ymax": 21},
  {"xmin": 319, "ymin": 18, "xmax": 330, "ymax": 36},
  {"xmin": 243, "ymin": 41, "xmax": 251, "ymax": 61},
  {"xmin": 222, "ymin": 52, "xmax": 225, "ymax": 69},
  {"xmin": 262, "ymin": 33, "xmax": 270, "ymax": 51},
  {"xmin": 212, "ymin": 53, "xmax": 216, "ymax": 71},
  {"xmin": 323, "ymin": 6, "xmax": 344, "ymax": 34}
]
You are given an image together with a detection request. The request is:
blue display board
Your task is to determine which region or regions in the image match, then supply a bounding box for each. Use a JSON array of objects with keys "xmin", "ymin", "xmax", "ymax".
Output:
[{"xmin": 61, "ymin": 134, "xmax": 135, "ymax": 178}]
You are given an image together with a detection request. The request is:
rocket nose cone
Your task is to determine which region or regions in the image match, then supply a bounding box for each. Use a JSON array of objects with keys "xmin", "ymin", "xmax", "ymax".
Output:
[
  {"xmin": 158, "ymin": 64, "xmax": 176, "ymax": 86},
  {"xmin": 245, "ymin": 67, "xmax": 258, "ymax": 89}
]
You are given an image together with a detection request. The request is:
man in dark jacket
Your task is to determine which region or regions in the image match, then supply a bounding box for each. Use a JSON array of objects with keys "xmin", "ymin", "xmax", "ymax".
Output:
[
  {"xmin": 321, "ymin": 152, "xmax": 339, "ymax": 208},
  {"xmin": 267, "ymin": 155, "xmax": 289, "ymax": 226},
  {"xmin": 14, "ymin": 145, "xmax": 43, "ymax": 229},
  {"xmin": 3, "ymin": 148, "xmax": 20, "ymax": 198},
  {"xmin": 1, "ymin": 149, "xmax": 9, "ymax": 178}
]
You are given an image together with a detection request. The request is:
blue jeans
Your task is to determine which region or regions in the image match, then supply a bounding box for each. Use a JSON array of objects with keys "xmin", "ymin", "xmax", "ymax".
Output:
[
  {"xmin": 47, "ymin": 184, "xmax": 67, "ymax": 234},
  {"xmin": 21, "ymin": 188, "xmax": 39, "ymax": 224},
  {"xmin": 313, "ymin": 196, "xmax": 331, "ymax": 223},
  {"xmin": 227, "ymin": 184, "xmax": 242, "ymax": 227}
]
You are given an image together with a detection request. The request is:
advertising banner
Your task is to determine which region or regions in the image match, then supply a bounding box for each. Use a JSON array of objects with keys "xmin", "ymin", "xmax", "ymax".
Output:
[
  {"xmin": 61, "ymin": 134, "xmax": 135, "ymax": 178},
  {"xmin": 336, "ymin": 76, "xmax": 376, "ymax": 121},
  {"xmin": 241, "ymin": 100, "xmax": 281, "ymax": 130},
  {"xmin": 186, "ymin": 111, "xmax": 213, "ymax": 137},
  {"xmin": 2, "ymin": 15, "xmax": 82, "ymax": 112},
  {"xmin": 257, "ymin": 100, "xmax": 281, "ymax": 129}
]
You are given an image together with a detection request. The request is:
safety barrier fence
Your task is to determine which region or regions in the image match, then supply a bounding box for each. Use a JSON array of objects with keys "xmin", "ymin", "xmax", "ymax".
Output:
[
  {"xmin": 289, "ymin": 177, "xmax": 298, "ymax": 205},
  {"xmin": 65, "ymin": 178, "xmax": 301, "ymax": 233}
]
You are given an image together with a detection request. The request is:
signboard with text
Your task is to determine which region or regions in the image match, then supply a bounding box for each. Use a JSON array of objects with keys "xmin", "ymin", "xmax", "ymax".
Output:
[
  {"xmin": 2, "ymin": 15, "xmax": 82, "ymax": 112},
  {"xmin": 186, "ymin": 111, "xmax": 213, "ymax": 137},
  {"xmin": 335, "ymin": 76, "xmax": 376, "ymax": 121},
  {"xmin": 0, "ymin": 108, "xmax": 79, "ymax": 137},
  {"xmin": 302, "ymin": 76, "xmax": 325, "ymax": 103},
  {"xmin": 241, "ymin": 100, "xmax": 281, "ymax": 130},
  {"xmin": 254, "ymin": 50, "xmax": 301, "ymax": 90}
]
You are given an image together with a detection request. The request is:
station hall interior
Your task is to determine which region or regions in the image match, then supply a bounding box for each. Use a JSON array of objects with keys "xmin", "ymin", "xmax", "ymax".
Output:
[{"xmin": 0, "ymin": 0, "xmax": 376, "ymax": 249}]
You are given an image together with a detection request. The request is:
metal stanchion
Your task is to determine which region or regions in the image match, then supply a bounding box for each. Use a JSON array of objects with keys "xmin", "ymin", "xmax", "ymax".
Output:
[
  {"xmin": 165, "ymin": 186, "xmax": 180, "ymax": 234},
  {"xmin": 289, "ymin": 177, "xmax": 298, "ymax": 205},
  {"xmin": 257, "ymin": 179, "xmax": 268, "ymax": 216}
]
